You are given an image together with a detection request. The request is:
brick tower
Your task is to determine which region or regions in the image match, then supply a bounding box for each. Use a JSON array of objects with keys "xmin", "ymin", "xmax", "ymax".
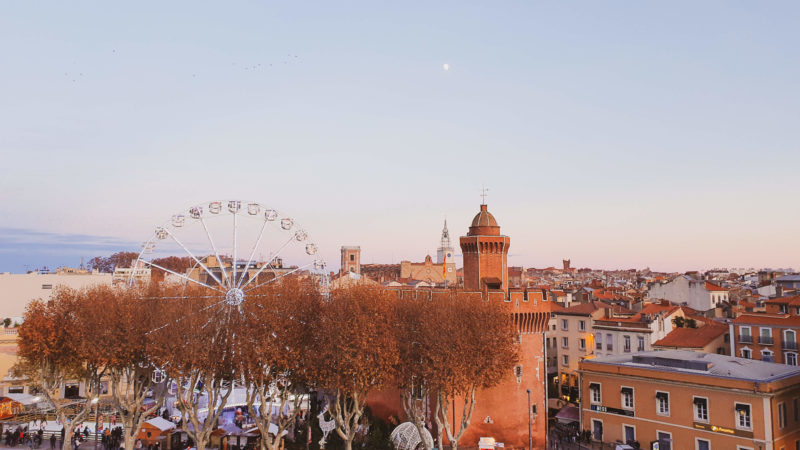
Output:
[
  {"xmin": 460, "ymin": 204, "xmax": 510, "ymax": 293},
  {"xmin": 340, "ymin": 246, "xmax": 361, "ymax": 275}
]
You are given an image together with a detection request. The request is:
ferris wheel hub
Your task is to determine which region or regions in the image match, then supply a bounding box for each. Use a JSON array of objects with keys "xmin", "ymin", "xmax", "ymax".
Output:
[{"xmin": 225, "ymin": 288, "xmax": 245, "ymax": 306}]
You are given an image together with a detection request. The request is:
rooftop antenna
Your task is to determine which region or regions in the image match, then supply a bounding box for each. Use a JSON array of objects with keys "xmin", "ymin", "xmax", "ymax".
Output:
[{"xmin": 481, "ymin": 186, "xmax": 489, "ymax": 204}]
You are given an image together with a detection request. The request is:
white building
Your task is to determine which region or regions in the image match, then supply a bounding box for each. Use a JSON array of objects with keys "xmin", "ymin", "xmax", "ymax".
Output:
[
  {"xmin": 0, "ymin": 269, "xmax": 112, "ymax": 317},
  {"xmin": 646, "ymin": 275, "xmax": 729, "ymax": 312},
  {"xmin": 592, "ymin": 302, "xmax": 685, "ymax": 359}
]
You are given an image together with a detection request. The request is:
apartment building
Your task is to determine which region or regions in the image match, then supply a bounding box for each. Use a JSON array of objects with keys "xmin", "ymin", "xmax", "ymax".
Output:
[
  {"xmin": 593, "ymin": 302, "xmax": 684, "ymax": 358},
  {"xmin": 579, "ymin": 350, "xmax": 800, "ymax": 450},
  {"xmin": 730, "ymin": 314, "xmax": 800, "ymax": 364},
  {"xmin": 550, "ymin": 301, "xmax": 632, "ymax": 402},
  {"xmin": 647, "ymin": 275, "xmax": 729, "ymax": 312}
]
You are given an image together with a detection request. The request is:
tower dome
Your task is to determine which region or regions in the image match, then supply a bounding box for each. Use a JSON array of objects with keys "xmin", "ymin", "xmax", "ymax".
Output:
[{"xmin": 468, "ymin": 204, "xmax": 500, "ymax": 236}]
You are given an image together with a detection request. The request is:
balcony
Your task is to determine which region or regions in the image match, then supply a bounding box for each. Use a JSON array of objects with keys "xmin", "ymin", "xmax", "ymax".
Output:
[
  {"xmin": 783, "ymin": 341, "xmax": 798, "ymax": 351},
  {"xmin": 739, "ymin": 335, "xmax": 753, "ymax": 344},
  {"xmin": 762, "ymin": 355, "xmax": 774, "ymax": 363},
  {"xmin": 759, "ymin": 336, "xmax": 774, "ymax": 345}
]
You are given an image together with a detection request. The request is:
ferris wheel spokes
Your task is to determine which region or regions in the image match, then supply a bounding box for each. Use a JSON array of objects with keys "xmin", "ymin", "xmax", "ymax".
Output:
[
  {"xmin": 243, "ymin": 260, "xmax": 316, "ymax": 293},
  {"xmin": 238, "ymin": 233, "xmax": 296, "ymax": 291},
  {"xmin": 163, "ymin": 227, "xmax": 225, "ymax": 289},
  {"xmin": 236, "ymin": 219, "xmax": 270, "ymax": 289},
  {"xmin": 142, "ymin": 259, "xmax": 225, "ymax": 293},
  {"xmin": 232, "ymin": 205, "xmax": 239, "ymax": 291},
  {"xmin": 199, "ymin": 215, "xmax": 231, "ymax": 289}
]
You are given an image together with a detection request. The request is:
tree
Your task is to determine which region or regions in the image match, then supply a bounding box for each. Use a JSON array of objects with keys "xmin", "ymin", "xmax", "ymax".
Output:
[
  {"xmin": 150, "ymin": 256, "xmax": 194, "ymax": 283},
  {"xmin": 149, "ymin": 286, "xmax": 237, "ymax": 450},
  {"xmin": 16, "ymin": 287, "xmax": 107, "ymax": 450},
  {"xmin": 393, "ymin": 294, "xmax": 438, "ymax": 450},
  {"xmin": 91, "ymin": 284, "xmax": 171, "ymax": 450},
  {"xmin": 87, "ymin": 251, "xmax": 139, "ymax": 273},
  {"xmin": 428, "ymin": 293, "xmax": 518, "ymax": 450},
  {"xmin": 312, "ymin": 285, "xmax": 399, "ymax": 450},
  {"xmin": 672, "ymin": 316, "xmax": 685, "ymax": 328},
  {"xmin": 240, "ymin": 279, "xmax": 322, "ymax": 450},
  {"xmin": 3, "ymin": 318, "xmax": 10, "ymax": 328}
]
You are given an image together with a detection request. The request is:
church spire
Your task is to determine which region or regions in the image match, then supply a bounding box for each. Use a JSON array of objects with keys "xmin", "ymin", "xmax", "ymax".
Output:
[{"xmin": 437, "ymin": 219, "xmax": 454, "ymax": 265}]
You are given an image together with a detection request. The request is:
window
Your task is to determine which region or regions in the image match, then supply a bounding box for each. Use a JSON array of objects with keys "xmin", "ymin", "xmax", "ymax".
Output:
[
  {"xmin": 579, "ymin": 338, "xmax": 586, "ymax": 350},
  {"xmin": 606, "ymin": 334, "xmax": 613, "ymax": 351},
  {"xmin": 741, "ymin": 348, "xmax": 752, "ymax": 359},
  {"xmin": 41, "ymin": 284, "xmax": 52, "ymax": 289},
  {"xmin": 591, "ymin": 419, "xmax": 603, "ymax": 442},
  {"xmin": 694, "ymin": 397, "xmax": 708, "ymax": 422},
  {"xmin": 696, "ymin": 438, "xmax": 710, "ymax": 450},
  {"xmin": 7, "ymin": 386, "xmax": 23, "ymax": 394},
  {"xmin": 562, "ymin": 355, "xmax": 569, "ymax": 366},
  {"xmin": 740, "ymin": 326, "xmax": 752, "ymax": 343},
  {"xmin": 579, "ymin": 320, "xmax": 586, "ymax": 331},
  {"xmin": 656, "ymin": 391, "xmax": 669, "ymax": 415},
  {"xmin": 793, "ymin": 397, "xmax": 798, "ymax": 421},
  {"xmin": 596, "ymin": 333, "xmax": 603, "ymax": 350},
  {"xmin": 621, "ymin": 387, "xmax": 633, "ymax": 409},
  {"xmin": 760, "ymin": 327, "xmax": 773, "ymax": 345},
  {"xmin": 349, "ymin": 254, "xmax": 355, "ymax": 261},
  {"xmin": 779, "ymin": 402, "xmax": 786, "ymax": 429},
  {"xmin": 623, "ymin": 424, "xmax": 635, "ymax": 444},
  {"xmin": 735, "ymin": 403, "xmax": 751, "ymax": 429},
  {"xmin": 589, "ymin": 383, "xmax": 601, "ymax": 404},
  {"xmin": 786, "ymin": 330, "xmax": 798, "ymax": 351},
  {"xmin": 562, "ymin": 337, "xmax": 569, "ymax": 348},
  {"xmin": 657, "ymin": 431, "xmax": 672, "ymax": 450},
  {"xmin": 787, "ymin": 352, "xmax": 798, "ymax": 366},
  {"xmin": 561, "ymin": 319, "xmax": 568, "ymax": 331},
  {"xmin": 637, "ymin": 336, "xmax": 645, "ymax": 352},
  {"xmin": 623, "ymin": 336, "xmax": 631, "ymax": 353},
  {"xmin": 762, "ymin": 350, "xmax": 774, "ymax": 363}
]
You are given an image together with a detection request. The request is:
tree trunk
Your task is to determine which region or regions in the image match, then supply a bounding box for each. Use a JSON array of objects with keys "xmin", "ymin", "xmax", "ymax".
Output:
[{"xmin": 123, "ymin": 432, "xmax": 138, "ymax": 450}]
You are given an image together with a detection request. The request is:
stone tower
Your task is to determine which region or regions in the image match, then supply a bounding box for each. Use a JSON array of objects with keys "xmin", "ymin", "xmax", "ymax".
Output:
[
  {"xmin": 340, "ymin": 246, "xmax": 361, "ymax": 275},
  {"xmin": 436, "ymin": 219, "xmax": 455, "ymax": 265},
  {"xmin": 459, "ymin": 204, "xmax": 510, "ymax": 293}
]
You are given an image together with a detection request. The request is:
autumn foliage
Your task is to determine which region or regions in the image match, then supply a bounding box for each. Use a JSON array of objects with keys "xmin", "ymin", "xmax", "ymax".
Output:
[{"xmin": 17, "ymin": 279, "xmax": 518, "ymax": 450}]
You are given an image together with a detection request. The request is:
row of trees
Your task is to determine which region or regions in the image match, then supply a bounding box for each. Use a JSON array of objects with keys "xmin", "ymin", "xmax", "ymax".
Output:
[{"xmin": 17, "ymin": 281, "xmax": 518, "ymax": 450}]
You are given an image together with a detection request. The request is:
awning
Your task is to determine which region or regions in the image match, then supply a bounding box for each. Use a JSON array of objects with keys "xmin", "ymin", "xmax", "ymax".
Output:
[
  {"xmin": 621, "ymin": 387, "xmax": 633, "ymax": 395},
  {"xmin": 554, "ymin": 405, "xmax": 579, "ymax": 424},
  {"xmin": 589, "ymin": 383, "xmax": 600, "ymax": 390},
  {"xmin": 656, "ymin": 392, "xmax": 668, "ymax": 400},
  {"xmin": 693, "ymin": 398, "xmax": 706, "ymax": 405}
]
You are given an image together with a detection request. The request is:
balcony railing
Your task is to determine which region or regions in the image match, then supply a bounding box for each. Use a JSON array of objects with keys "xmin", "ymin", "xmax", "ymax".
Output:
[
  {"xmin": 783, "ymin": 341, "xmax": 798, "ymax": 350},
  {"xmin": 739, "ymin": 335, "xmax": 753, "ymax": 344},
  {"xmin": 762, "ymin": 355, "xmax": 774, "ymax": 363},
  {"xmin": 759, "ymin": 336, "xmax": 774, "ymax": 345}
]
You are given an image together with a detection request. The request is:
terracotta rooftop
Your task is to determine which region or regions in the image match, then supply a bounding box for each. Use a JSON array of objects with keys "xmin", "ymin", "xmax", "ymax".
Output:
[
  {"xmin": 705, "ymin": 281, "xmax": 728, "ymax": 292},
  {"xmin": 653, "ymin": 324, "xmax": 728, "ymax": 349},
  {"xmin": 732, "ymin": 314, "xmax": 800, "ymax": 327},
  {"xmin": 556, "ymin": 301, "xmax": 634, "ymax": 316},
  {"xmin": 765, "ymin": 295, "xmax": 800, "ymax": 306}
]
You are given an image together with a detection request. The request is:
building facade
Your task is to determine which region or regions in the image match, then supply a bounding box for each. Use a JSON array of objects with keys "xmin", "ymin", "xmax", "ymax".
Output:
[{"xmin": 580, "ymin": 350, "xmax": 800, "ymax": 450}]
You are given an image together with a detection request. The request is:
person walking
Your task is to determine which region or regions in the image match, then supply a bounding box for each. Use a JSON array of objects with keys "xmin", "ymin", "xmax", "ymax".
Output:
[{"xmin": 50, "ymin": 433, "xmax": 56, "ymax": 450}]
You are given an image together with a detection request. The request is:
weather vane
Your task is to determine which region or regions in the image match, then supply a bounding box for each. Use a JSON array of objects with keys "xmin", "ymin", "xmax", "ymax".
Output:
[{"xmin": 481, "ymin": 187, "xmax": 489, "ymax": 204}]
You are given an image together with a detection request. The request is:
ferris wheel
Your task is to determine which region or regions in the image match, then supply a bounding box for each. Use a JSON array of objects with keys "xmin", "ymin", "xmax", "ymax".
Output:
[{"xmin": 130, "ymin": 200, "xmax": 328, "ymax": 318}]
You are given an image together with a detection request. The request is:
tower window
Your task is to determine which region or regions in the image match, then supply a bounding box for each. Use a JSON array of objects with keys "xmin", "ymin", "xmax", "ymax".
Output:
[{"xmin": 350, "ymin": 254, "xmax": 355, "ymax": 261}]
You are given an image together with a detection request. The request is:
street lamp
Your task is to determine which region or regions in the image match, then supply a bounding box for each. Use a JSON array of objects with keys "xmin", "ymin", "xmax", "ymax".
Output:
[{"xmin": 526, "ymin": 389, "xmax": 532, "ymax": 450}]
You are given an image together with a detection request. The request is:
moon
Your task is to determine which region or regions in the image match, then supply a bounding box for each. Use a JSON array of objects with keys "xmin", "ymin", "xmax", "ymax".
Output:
[{"xmin": 443, "ymin": 63, "xmax": 450, "ymax": 71}]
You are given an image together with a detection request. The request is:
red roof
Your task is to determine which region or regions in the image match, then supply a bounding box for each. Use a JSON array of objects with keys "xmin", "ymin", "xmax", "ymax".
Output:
[
  {"xmin": 653, "ymin": 324, "xmax": 728, "ymax": 349},
  {"xmin": 732, "ymin": 314, "xmax": 800, "ymax": 326},
  {"xmin": 705, "ymin": 282, "xmax": 728, "ymax": 292},
  {"xmin": 765, "ymin": 296, "xmax": 800, "ymax": 306},
  {"xmin": 557, "ymin": 301, "xmax": 634, "ymax": 316}
]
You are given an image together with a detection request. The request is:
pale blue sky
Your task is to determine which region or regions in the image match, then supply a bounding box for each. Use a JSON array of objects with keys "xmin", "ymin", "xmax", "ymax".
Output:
[{"xmin": 1, "ymin": 2, "xmax": 798, "ymax": 273}]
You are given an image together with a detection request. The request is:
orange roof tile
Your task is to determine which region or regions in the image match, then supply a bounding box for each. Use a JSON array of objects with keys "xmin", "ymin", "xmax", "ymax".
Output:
[
  {"xmin": 732, "ymin": 314, "xmax": 800, "ymax": 326},
  {"xmin": 705, "ymin": 281, "xmax": 728, "ymax": 292},
  {"xmin": 653, "ymin": 324, "xmax": 728, "ymax": 348}
]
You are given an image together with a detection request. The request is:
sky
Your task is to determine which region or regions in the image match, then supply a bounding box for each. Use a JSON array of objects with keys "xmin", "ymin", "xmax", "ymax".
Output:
[{"xmin": 1, "ymin": 1, "xmax": 798, "ymax": 273}]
